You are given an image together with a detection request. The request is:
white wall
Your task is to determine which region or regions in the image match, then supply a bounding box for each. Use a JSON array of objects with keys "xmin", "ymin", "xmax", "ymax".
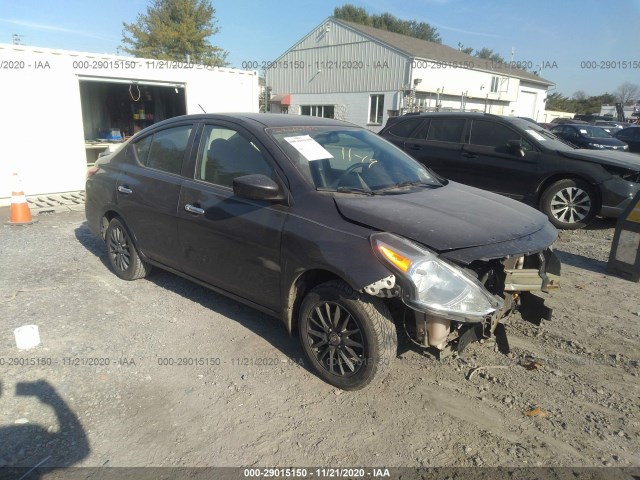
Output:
[
  {"xmin": 285, "ymin": 92, "xmax": 400, "ymax": 132},
  {"xmin": 542, "ymin": 110, "xmax": 576, "ymax": 122},
  {"xmin": 0, "ymin": 44, "xmax": 258, "ymax": 203},
  {"xmin": 411, "ymin": 62, "xmax": 520, "ymax": 103}
]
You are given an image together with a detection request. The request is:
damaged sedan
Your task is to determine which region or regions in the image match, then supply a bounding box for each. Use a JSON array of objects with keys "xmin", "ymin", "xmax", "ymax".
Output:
[{"xmin": 85, "ymin": 114, "xmax": 560, "ymax": 390}]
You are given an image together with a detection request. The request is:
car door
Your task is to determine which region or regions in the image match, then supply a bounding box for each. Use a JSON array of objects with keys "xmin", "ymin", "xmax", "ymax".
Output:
[
  {"xmin": 459, "ymin": 119, "xmax": 541, "ymax": 200},
  {"xmin": 116, "ymin": 122, "xmax": 195, "ymax": 269},
  {"xmin": 617, "ymin": 128, "xmax": 640, "ymax": 152},
  {"xmin": 403, "ymin": 117, "xmax": 465, "ymax": 178},
  {"xmin": 177, "ymin": 122, "xmax": 287, "ymax": 311}
]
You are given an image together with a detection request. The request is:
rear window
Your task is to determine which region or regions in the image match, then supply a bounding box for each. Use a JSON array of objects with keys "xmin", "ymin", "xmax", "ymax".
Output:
[{"xmin": 427, "ymin": 119, "xmax": 465, "ymax": 142}]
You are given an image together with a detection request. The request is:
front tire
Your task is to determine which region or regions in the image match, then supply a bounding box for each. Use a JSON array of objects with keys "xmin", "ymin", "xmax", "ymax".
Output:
[
  {"xmin": 299, "ymin": 280, "xmax": 397, "ymax": 390},
  {"xmin": 540, "ymin": 179, "xmax": 596, "ymax": 229},
  {"xmin": 105, "ymin": 218, "xmax": 151, "ymax": 281}
]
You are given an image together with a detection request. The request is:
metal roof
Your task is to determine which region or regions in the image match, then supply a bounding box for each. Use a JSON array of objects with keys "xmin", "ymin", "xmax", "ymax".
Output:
[{"xmin": 333, "ymin": 19, "xmax": 554, "ymax": 86}]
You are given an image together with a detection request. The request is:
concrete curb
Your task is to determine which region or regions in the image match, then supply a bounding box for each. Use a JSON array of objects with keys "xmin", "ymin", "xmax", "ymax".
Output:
[{"xmin": 26, "ymin": 191, "xmax": 86, "ymax": 214}]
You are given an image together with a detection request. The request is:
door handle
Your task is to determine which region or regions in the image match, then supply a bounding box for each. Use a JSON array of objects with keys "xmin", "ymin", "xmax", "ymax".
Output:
[
  {"xmin": 462, "ymin": 152, "xmax": 477, "ymax": 158},
  {"xmin": 184, "ymin": 204, "xmax": 205, "ymax": 215},
  {"xmin": 406, "ymin": 144, "xmax": 421, "ymax": 150},
  {"xmin": 118, "ymin": 185, "xmax": 133, "ymax": 194}
]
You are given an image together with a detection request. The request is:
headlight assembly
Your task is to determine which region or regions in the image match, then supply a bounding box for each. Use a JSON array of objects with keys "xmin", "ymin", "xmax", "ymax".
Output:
[{"xmin": 371, "ymin": 233, "xmax": 502, "ymax": 321}]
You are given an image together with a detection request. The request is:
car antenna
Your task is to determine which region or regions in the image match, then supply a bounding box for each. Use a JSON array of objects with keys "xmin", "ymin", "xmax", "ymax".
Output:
[{"xmin": 198, "ymin": 104, "xmax": 206, "ymax": 113}]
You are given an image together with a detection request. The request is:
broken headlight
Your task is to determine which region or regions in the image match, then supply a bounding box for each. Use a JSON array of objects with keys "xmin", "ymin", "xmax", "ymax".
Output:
[{"xmin": 371, "ymin": 233, "xmax": 502, "ymax": 321}]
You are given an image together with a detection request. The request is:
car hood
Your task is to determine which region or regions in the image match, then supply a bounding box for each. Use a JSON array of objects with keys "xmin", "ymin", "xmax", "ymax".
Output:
[
  {"xmin": 333, "ymin": 182, "xmax": 550, "ymax": 252},
  {"xmin": 581, "ymin": 136, "xmax": 627, "ymax": 146},
  {"xmin": 559, "ymin": 149, "xmax": 640, "ymax": 170}
]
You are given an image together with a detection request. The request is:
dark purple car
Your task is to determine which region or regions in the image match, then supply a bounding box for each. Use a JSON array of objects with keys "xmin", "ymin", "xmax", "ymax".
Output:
[{"xmin": 86, "ymin": 113, "xmax": 559, "ymax": 390}]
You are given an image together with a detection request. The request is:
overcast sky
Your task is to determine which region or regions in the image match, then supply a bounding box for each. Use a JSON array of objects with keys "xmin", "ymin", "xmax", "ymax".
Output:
[{"xmin": 1, "ymin": 0, "xmax": 639, "ymax": 97}]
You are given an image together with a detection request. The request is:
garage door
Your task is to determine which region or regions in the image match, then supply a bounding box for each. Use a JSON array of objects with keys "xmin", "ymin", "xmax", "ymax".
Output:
[{"xmin": 516, "ymin": 90, "xmax": 537, "ymax": 119}]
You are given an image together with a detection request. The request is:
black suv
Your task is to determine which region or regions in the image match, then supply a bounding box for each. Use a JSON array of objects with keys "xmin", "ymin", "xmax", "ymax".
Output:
[{"xmin": 380, "ymin": 113, "xmax": 640, "ymax": 229}]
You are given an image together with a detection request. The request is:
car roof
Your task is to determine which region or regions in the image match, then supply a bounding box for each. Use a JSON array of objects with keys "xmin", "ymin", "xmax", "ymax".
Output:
[
  {"xmin": 390, "ymin": 112, "xmax": 539, "ymax": 130},
  {"xmin": 148, "ymin": 113, "xmax": 356, "ymax": 129},
  {"xmin": 561, "ymin": 124, "xmax": 602, "ymax": 129}
]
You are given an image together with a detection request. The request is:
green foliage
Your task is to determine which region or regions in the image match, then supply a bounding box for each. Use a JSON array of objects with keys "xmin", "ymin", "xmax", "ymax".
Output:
[
  {"xmin": 334, "ymin": 4, "xmax": 441, "ymax": 43},
  {"xmin": 546, "ymin": 91, "xmax": 617, "ymax": 114},
  {"xmin": 473, "ymin": 47, "xmax": 505, "ymax": 63},
  {"xmin": 120, "ymin": 0, "xmax": 228, "ymax": 66}
]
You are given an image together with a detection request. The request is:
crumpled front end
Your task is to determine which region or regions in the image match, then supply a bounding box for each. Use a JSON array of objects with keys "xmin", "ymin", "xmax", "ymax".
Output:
[{"xmin": 364, "ymin": 227, "xmax": 560, "ymax": 357}]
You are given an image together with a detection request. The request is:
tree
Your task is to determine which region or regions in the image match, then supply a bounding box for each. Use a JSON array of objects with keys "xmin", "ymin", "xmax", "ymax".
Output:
[
  {"xmin": 333, "ymin": 4, "xmax": 441, "ymax": 43},
  {"xmin": 615, "ymin": 82, "xmax": 639, "ymax": 105},
  {"xmin": 120, "ymin": 0, "xmax": 228, "ymax": 66},
  {"xmin": 572, "ymin": 90, "xmax": 587, "ymax": 101},
  {"xmin": 473, "ymin": 48, "xmax": 505, "ymax": 64},
  {"xmin": 547, "ymin": 91, "xmax": 617, "ymax": 114}
]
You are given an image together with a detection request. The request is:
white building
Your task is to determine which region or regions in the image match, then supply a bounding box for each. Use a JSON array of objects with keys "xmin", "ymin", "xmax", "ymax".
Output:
[
  {"xmin": 600, "ymin": 104, "xmax": 640, "ymax": 121},
  {"xmin": 266, "ymin": 18, "xmax": 553, "ymax": 131},
  {"xmin": 0, "ymin": 44, "xmax": 259, "ymax": 204}
]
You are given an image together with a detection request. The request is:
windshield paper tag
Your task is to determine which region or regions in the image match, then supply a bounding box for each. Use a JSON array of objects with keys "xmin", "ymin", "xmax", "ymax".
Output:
[
  {"xmin": 580, "ymin": 129, "xmax": 588, "ymax": 134},
  {"xmin": 283, "ymin": 135, "xmax": 333, "ymax": 161},
  {"xmin": 526, "ymin": 129, "xmax": 546, "ymax": 141}
]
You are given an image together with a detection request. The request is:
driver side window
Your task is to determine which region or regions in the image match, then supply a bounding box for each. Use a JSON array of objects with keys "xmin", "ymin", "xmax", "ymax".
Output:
[
  {"xmin": 470, "ymin": 120, "xmax": 533, "ymax": 152},
  {"xmin": 195, "ymin": 125, "xmax": 274, "ymax": 188}
]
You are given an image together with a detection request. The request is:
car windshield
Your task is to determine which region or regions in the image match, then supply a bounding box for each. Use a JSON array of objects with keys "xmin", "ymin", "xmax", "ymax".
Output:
[
  {"xmin": 267, "ymin": 126, "xmax": 442, "ymax": 193},
  {"xmin": 578, "ymin": 126, "xmax": 611, "ymax": 138},
  {"xmin": 523, "ymin": 126, "xmax": 578, "ymax": 151}
]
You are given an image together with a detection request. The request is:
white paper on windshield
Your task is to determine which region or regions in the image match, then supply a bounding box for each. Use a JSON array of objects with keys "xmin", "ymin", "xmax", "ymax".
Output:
[
  {"xmin": 283, "ymin": 135, "xmax": 333, "ymax": 161},
  {"xmin": 580, "ymin": 129, "xmax": 588, "ymax": 134},
  {"xmin": 525, "ymin": 129, "xmax": 546, "ymax": 141}
]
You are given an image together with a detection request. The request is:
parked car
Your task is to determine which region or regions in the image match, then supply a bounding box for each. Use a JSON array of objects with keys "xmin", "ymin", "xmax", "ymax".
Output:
[
  {"xmin": 379, "ymin": 112, "xmax": 640, "ymax": 229},
  {"xmin": 615, "ymin": 126, "xmax": 640, "ymax": 153},
  {"xmin": 550, "ymin": 124, "xmax": 629, "ymax": 151},
  {"xmin": 591, "ymin": 121, "xmax": 624, "ymax": 135},
  {"xmin": 550, "ymin": 117, "xmax": 588, "ymax": 125},
  {"xmin": 86, "ymin": 113, "xmax": 560, "ymax": 390}
]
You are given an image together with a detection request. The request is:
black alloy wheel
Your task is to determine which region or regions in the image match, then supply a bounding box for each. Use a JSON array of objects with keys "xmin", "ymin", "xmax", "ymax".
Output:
[
  {"xmin": 299, "ymin": 280, "xmax": 397, "ymax": 390},
  {"xmin": 105, "ymin": 218, "xmax": 151, "ymax": 281}
]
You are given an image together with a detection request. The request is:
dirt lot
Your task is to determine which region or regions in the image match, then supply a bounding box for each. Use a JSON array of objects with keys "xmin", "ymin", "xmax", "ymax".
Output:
[{"xmin": 1, "ymin": 209, "xmax": 639, "ymax": 470}]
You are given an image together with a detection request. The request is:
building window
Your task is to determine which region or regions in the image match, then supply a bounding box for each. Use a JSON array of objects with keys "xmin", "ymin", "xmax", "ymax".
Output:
[
  {"xmin": 301, "ymin": 105, "xmax": 334, "ymax": 118},
  {"xmin": 369, "ymin": 94, "xmax": 384, "ymax": 124},
  {"xmin": 490, "ymin": 76, "xmax": 500, "ymax": 93}
]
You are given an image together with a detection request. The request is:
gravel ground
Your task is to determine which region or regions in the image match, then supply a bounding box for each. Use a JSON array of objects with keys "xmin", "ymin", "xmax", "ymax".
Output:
[{"xmin": 0, "ymin": 210, "xmax": 638, "ymax": 470}]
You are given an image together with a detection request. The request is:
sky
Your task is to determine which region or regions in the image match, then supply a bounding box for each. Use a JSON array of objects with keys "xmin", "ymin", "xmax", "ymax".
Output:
[{"xmin": 1, "ymin": 0, "xmax": 639, "ymax": 98}]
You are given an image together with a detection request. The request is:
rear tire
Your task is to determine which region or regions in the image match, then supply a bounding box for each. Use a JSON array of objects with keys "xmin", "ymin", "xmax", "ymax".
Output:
[
  {"xmin": 299, "ymin": 280, "xmax": 397, "ymax": 390},
  {"xmin": 540, "ymin": 179, "xmax": 596, "ymax": 230},
  {"xmin": 105, "ymin": 218, "xmax": 151, "ymax": 281}
]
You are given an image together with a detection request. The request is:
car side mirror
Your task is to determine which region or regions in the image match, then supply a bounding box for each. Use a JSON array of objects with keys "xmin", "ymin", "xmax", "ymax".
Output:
[
  {"xmin": 506, "ymin": 140, "xmax": 525, "ymax": 157},
  {"xmin": 233, "ymin": 174, "xmax": 285, "ymax": 202}
]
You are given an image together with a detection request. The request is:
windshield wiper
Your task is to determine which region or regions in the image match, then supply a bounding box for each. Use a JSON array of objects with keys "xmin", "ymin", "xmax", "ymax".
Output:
[
  {"xmin": 373, "ymin": 181, "xmax": 435, "ymax": 193},
  {"xmin": 316, "ymin": 187, "xmax": 376, "ymax": 196}
]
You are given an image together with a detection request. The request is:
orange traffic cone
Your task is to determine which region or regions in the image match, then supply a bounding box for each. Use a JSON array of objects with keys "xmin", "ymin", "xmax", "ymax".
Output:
[{"xmin": 7, "ymin": 173, "xmax": 36, "ymax": 225}]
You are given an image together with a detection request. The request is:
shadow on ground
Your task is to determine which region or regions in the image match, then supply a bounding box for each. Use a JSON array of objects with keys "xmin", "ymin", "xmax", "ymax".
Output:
[
  {"xmin": 554, "ymin": 250, "xmax": 609, "ymax": 274},
  {"xmin": 73, "ymin": 222, "xmax": 310, "ymax": 374},
  {"xmin": 0, "ymin": 379, "xmax": 89, "ymax": 476}
]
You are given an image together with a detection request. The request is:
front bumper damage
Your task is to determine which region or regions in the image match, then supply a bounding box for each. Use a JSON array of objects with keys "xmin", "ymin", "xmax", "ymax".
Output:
[{"xmin": 365, "ymin": 248, "xmax": 561, "ymax": 358}]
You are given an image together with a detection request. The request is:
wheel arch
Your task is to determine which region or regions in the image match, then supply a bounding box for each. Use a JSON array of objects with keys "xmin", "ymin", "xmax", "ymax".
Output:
[
  {"xmin": 100, "ymin": 209, "xmax": 120, "ymax": 240},
  {"xmin": 536, "ymin": 173, "xmax": 602, "ymax": 214},
  {"xmin": 283, "ymin": 269, "xmax": 346, "ymax": 336}
]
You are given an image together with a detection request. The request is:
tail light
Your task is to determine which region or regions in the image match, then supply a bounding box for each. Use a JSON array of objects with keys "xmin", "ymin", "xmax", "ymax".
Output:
[{"xmin": 87, "ymin": 165, "xmax": 100, "ymax": 178}]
